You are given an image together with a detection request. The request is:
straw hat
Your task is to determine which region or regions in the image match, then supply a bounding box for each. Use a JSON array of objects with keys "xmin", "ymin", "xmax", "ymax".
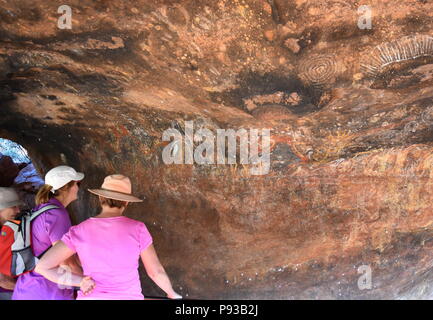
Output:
[{"xmin": 88, "ymin": 174, "xmax": 143, "ymax": 202}]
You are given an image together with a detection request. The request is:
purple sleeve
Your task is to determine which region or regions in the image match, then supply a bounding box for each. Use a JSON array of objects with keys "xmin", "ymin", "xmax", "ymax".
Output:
[
  {"xmin": 61, "ymin": 228, "xmax": 76, "ymax": 252},
  {"xmin": 44, "ymin": 210, "xmax": 72, "ymax": 244},
  {"xmin": 138, "ymin": 223, "xmax": 153, "ymax": 253}
]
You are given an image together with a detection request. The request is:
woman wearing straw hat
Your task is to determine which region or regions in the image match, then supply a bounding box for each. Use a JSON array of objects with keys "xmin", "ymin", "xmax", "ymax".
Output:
[
  {"xmin": 0, "ymin": 187, "xmax": 23, "ymax": 299},
  {"xmin": 36, "ymin": 174, "xmax": 182, "ymax": 300},
  {"xmin": 12, "ymin": 165, "xmax": 86, "ymax": 300}
]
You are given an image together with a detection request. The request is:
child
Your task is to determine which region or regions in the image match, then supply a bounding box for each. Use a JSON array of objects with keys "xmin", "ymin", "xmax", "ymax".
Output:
[{"xmin": 0, "ymin": 187, "xmax": 23, "ymax": 299}]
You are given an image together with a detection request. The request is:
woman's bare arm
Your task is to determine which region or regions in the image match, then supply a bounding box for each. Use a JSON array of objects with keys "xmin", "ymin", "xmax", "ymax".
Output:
[
  {"xmin": 51, "ymin": 241, "xmax": 83, "ymax": 276},
  {"xmin": 0, "ymin": 273, "xmax": 16, "ymax": 291},
  {"xmin": 140, "ymin": 244, "xmax": 181, "ymax": 299},
  {"xmin": 35, "ymin": 241, "xmax": 93, "ymax": 293},
  {"xmin": 60, "ymin": 254, "xmax": 83, "ymax": 275}
]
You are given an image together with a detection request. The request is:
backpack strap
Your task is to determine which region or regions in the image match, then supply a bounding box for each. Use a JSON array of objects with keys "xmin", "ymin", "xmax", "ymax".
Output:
[
  {"xmin": 26, "ymin": 205, "xmax": 60, "ymax": 259},
  {"xmin": 28, "ymin": 205, "xmax": 60, "ymax": 222},
  {"xmin": 21, "ymin": 205, "xmax": 59, "ymax": 246}
]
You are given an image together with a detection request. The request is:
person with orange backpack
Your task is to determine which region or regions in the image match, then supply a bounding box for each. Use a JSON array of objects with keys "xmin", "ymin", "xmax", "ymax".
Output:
[
  {"xmin": 11, "ymin": 165, "xmax": 89, "ymax": 300},
  {"xmin": 0, "ymin": 187, "xmax": 24, "ymax": 299}
]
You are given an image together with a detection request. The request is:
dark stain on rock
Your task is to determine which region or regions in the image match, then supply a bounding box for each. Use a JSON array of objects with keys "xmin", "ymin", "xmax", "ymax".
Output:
[
  {"xmin": 21, "ymin": 7, "xmax": 42, "ymax": 22},
  {"xmin": 4, "ymin": 27, "xmax": 149, "ymax": 71},
  {"xmin": 325, "ymin": 23, "xmax": 375, "ymax": 42},
  {"xmin": 4, "ymin": 56, "xmax": 124, "ymax": 98},
  {"xmin": 166, "ymin": 5, "xmax": 189, "ymax": 26},
  {"xmin": 210, "ymin": 71, "xmax": 322, "ymax": 112},
  {"xmin": 398, "ymin": 14, "xmax": 433, "ymax": 33},
  {"xmin": 266, "ymin": 0, "xmax": 280, "ymax": 24},
  {"xmin": 370, "ymin": 57, "xmax": 433, "ymax": 89},
  {"xmin": 251, "ymin": 104, "xmax": 293, "ymax": 120},
  {"xmin": 297, "ymin": 27, "xmax": 322, "ymax": 51},
  {"xmin": 40, "ymin": 94, "xmax": 57, "ymax": 100},
  {"xmin": 0, "ymin": 8, "xmax": 19, "ymax": 24},
  {"xmin": 0, "ymin": 82, "xmax": 16, "ymax": 101},
  {"xmin": 270, "ymin": 143, "xmax": 301, "ymax": 171},
  {"xmin": 226, "ymin": 41, "xmax": 249, "ymax": 63},
  {"xmin": 76, "ymin": 72, "xmax": 123, "ymax": 96},
  {"xmin": 405, "ymin": 127, "xmax": 433, "ymax": 145},
  {"xmin": 1, "ymin": 76, "xmax": 43, "ymax": 93},
  {"xmin": 0, "ymin": 6, "xmax": 42, "ymax": 23},
  {"xmin": 0, "ymin": 102, "xmax": 91, "ymax": 169},
  {"xmin": 271, "ymin": 0, "xmax": 299, "ymax": 25}
]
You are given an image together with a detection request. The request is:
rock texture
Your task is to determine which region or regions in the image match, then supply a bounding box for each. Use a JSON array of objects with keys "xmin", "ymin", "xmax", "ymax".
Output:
[
  {"xmin": 0, "ymin": 154, "xmax": 20, "ymax": 187},
  {"xmin": 1, "ymin": 0, "xmax": 433, "ymax": 299}
]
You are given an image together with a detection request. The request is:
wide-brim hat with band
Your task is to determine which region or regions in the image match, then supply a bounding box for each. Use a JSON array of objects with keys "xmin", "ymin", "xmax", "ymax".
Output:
[
  {"xmin": 88, "ymin": 174, "xmax": 143, "ymax": 202},
  {"xmin": 0, "ymin": 187, "xmax": 24, "ymax": 210},
  {"xmin": 45, "ymin": 165, "xmax": 85, "ymax": 193}
]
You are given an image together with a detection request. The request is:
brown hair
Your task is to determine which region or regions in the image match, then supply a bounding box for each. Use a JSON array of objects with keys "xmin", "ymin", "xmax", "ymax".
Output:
[
  {"xmin": 99, "ymin": 196, "xmax": 128, "ymax": 209},
  {"xmin": 35, "ymin": 181, "xmax": 76, "ymax": 206}
]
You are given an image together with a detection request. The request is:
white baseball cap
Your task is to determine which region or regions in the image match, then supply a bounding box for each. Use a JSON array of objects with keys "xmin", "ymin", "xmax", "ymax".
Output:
[
  {"xmin": 45, "ymin": 165, "xmax": 85, "ymax": 193},
  {"xmin": 0, "ymin": 187, "xmax": 24, "ymax": 210}
]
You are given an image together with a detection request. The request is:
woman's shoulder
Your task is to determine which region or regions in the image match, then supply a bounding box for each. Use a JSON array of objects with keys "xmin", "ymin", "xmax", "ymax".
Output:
[
  {"xmin": 35, "ymin": 199, "xmax": 66, "ymax": 214},
  {"xmin": 65, "ymin": 218, "xmax": 91, "ymax": 234},
  {"xmin": 32, "ymin": 201, "xmax": 68, "ymax": 223},
  {"xmin": 72, "ymin": 217, "xmax": 94, "ymax": 228},
  {"xmin": 121, "ymin": 216, "xmax": 146, "ymax": 226},
  {"xmin": 76, "ymin": 216, "xmax": 148, "ymax": 231},
  {"xmin": 120, "ymin": 217, "xmax": 151, "ymax": 233},
  {"xmin": 77, "ymin": 216, "xmax": 143, "ymax": 227}
]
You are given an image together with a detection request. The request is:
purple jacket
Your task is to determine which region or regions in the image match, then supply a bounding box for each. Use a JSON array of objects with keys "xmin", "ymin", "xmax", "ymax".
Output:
[{"xmin": 12, "ymin": 198, "xmax": 74, "ymax": 300}]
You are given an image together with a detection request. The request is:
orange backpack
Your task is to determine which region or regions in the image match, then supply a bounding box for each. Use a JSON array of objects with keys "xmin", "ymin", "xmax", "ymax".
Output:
[{"xmin": 0, "ymin": 222, "xmax": 16, "ymax": 277}]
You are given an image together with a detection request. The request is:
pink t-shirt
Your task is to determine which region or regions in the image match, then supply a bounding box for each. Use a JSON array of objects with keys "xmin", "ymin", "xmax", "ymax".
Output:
[{"xmin": 61, "ymin": 216, "xmax": 153, "ymax": 300}]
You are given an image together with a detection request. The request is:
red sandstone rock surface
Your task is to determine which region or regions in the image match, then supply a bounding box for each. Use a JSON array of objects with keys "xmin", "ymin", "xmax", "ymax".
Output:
[
  {"xmin": 1, "ymin": 0, "xmax": 433, "ymax": 299},
  {"xmin": 0, "ymin": 154, "xmax": 20, "ymax": 187}
]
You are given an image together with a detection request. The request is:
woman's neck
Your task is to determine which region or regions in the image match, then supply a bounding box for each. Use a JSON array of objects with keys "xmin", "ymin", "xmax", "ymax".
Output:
[
  {"xmin": 54, "ymin": 195, "xmax": 70, "ymax": 208},
  {"xmin": 96, "ymin": 207, "xmax": 124, "ymax": 218}
]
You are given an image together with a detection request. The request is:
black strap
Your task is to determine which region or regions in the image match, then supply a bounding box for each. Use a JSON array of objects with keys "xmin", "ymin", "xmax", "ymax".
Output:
[{"xmin": 37, "ymin": 245, "xmax": 52, "ymax": 259}]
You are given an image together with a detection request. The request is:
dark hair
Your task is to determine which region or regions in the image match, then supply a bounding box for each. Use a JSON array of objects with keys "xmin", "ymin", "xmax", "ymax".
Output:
[
  {"xmin": 35, "ymin": 181, "xmax": 76, "ymax": 205},
  {"xmin": 99, "ymin": 196, "xmax": 128, "ymax": 209}
]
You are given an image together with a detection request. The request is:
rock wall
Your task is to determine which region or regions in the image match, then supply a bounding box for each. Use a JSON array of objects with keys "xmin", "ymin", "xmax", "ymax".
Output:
[{"xmin": 1, "ymin": 0, "xmax": 433, "ymax": 299}]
